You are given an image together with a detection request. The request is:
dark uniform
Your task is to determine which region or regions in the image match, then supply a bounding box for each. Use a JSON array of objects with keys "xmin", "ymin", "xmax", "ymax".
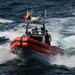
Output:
[
  {"xmin": 41, "ymin": 27, "xmax": 45, "ymax": 35},
  {"xmin": 45, "ymin": 30, "xmax": 51, "ymax": 45}
]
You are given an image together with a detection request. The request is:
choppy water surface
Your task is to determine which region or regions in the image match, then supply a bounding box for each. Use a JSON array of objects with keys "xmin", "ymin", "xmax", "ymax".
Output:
[{"xmin": 0, "ymin": 0, "xmax": 75, "ymax": 75}]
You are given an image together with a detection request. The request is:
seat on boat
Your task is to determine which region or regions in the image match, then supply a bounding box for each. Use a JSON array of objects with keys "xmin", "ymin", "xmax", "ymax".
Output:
[{"xmin": 30, "ymin": 34, "xmax": 43, "ymax": 42}]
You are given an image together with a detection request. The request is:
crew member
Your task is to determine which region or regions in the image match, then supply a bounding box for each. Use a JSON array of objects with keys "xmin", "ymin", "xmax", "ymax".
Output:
[
  {"xmin": 41, "ymin": 27, "xmax": 45, "ymax": 35},
  {"xmin": 34, "ymin": 27, "xmax": 39, "ymax": 34},
  {"xmin": 45, "ymin": 30, "xmax": 51, "ymax": 45},
  {"xmin": 32, "ymin": 29, "xmax": 35, "ymax": 34}
]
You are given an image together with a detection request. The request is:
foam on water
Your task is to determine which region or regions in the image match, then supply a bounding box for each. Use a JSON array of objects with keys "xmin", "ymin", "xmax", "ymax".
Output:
[
  {"xmin": 0, "ymin": 17, "xmax": 75, "ymax": 68},
  {"xmin": 0, "ymin": 23, "xmax": 26, "ymax": 40},
  {"xmin": 0, "ymin": 23, "xmax": 25, "ymax": 64},
  {"xmin": 0, "ymin": 18, "xmax": 14, "ymax": 23},
  {"xmin": 41, "ymin": 36, "xmax": 75, "ymax": 68},
  {"xmin": 0, "ymin": 43, "xmax": 19, "ymax": 64},
  {"xmin": 50, "ymin": 31, "xmax": 63, "ymax": 47},
  {"xmin": 50, "ymin": 35, "xmax": 75, "ymax": 68},
  {"xmin": 60, "ymin": 35, "xmax": 75, "ymax": 49},
  {"xmin": 50, "ymin": 54, "xmax": 75, "ymax": 68},
  {"xmin": 47, "ymin": 17, "xmax": 75, "ymax": 68}
]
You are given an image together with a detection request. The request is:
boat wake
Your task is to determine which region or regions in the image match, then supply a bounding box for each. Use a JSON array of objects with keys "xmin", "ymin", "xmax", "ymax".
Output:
[
  {"xmin": 50, "ymin": 54, "xmax": 75, "ymax": 68},
  {"xmin": 0, "ymin": 47, "xmax": 18, "ymax": 64},
  {"xmin": 60, "ymin": 35, "xmax": 75, "ymax": 49},
  {"xmin": 50, "ymin": 35, "xmax": 75, "ymax": 68},
  {"xmin": 0, "ymin": 18, "xmax": 75, "ymax": 68}
]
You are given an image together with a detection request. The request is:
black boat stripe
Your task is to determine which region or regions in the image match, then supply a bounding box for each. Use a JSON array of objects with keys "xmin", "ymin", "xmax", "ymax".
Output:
[{"xmin": 20, "ymin": 37, "xmax": 23, "ymax": 47}]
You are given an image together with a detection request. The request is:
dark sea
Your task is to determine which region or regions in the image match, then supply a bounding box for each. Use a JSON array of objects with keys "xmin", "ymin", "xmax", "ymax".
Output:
[{"xmin": 0, "ymin": 0, "xmax": 75, "ymax": 75}]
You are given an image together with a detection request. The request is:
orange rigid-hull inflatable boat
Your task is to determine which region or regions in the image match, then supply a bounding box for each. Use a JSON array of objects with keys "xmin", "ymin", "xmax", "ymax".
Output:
[
  {"xmin": 10, "ymin": 35, "xmax": 64, "ymax": 55},
  {"xmin": 10, "ymin": 17, "xmax": 64, "ymax": 58}
]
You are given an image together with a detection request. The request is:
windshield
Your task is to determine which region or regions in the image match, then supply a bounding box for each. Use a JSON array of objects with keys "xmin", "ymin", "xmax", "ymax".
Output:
[{"xmin": 26, "ymin": 23, "xmax": 45, "ymax": 35}]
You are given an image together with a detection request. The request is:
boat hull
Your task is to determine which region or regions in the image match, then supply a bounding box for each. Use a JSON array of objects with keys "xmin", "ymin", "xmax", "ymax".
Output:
[
  {"xmin": 10, "ymin": 36, "xmax": 64, "ymax": 55},
  {"xmin": 13, "ymin": 46, "xmax": 52, "ymax": 65},
  {"xmin": 10, "ymin": 35, "xmax": 64, "ymax": 65},
  {"xmin": 13, "ymin": 47, "xmax": 35, "ymax": 58}
]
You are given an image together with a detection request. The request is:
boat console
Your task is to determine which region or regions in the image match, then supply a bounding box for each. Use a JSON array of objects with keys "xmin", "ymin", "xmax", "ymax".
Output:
[{"xmin": 25, "ymin": 16, "xmax": 50, "ymax": 45}]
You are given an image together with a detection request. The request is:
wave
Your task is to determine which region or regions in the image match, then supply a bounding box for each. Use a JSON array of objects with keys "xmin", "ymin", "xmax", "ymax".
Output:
[
  {"xmin": 0, "ymin": 43, "xmax": 19, "ymax": 64},
  {"xmin": 49, "ymin": 35, "xmax": 75, "ymax": 68},
  {"xmin": 0, "ymin": 18, "xmax": 14, "ymax": 23},
  {"xmin": 60, "ymin": 35, "xmax": 75, "ymax": 49},
  {"xmin": 50, "ymin": 54, "xmax": 75, "ymax": 68},
  {"xmin": 0, "ymin": 23, "xmax": 25, "ymax": 41}
]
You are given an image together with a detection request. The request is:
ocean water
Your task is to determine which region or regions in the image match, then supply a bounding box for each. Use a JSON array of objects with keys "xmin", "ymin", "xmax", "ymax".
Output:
[{"xmin": 0, "ymin": 0, "xmax": 75, "ymax": 75}]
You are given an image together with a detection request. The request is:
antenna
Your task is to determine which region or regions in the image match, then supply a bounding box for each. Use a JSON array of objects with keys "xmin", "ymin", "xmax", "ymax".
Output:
[
  {"xmin": 27, "ymin": 10, "xmax": 28, "ymax": 14},
  {"xmin": 31, "ymin": 9, "xmax": 34, "ymax": 15},
  {"xmin": 44, "ymin": 9, "xmax": 47, "ymax": 19}
]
